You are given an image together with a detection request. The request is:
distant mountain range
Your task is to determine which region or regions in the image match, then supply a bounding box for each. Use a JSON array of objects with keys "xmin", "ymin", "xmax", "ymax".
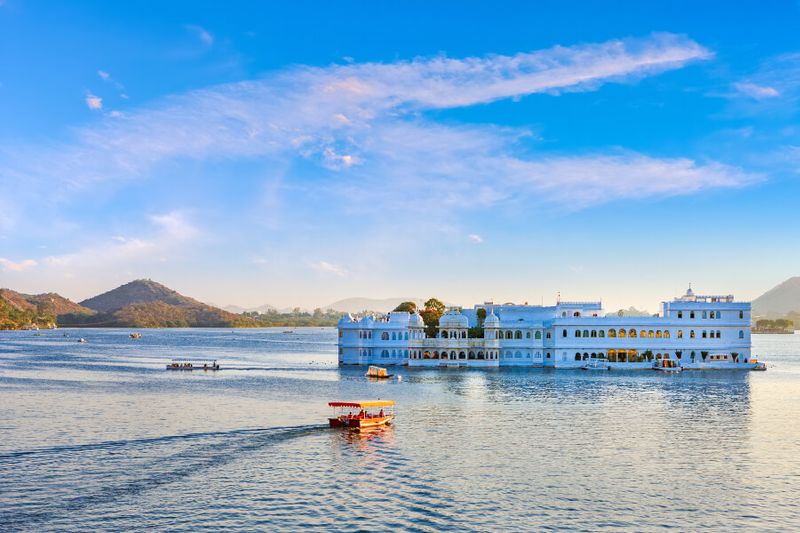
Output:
[
  {"xmin": 0, "ymin": 279, "xmax": 255, "ymax": 329},
  {"xmin": 752, "ymin": 277, "xmax": 800, "ymax": 317}
]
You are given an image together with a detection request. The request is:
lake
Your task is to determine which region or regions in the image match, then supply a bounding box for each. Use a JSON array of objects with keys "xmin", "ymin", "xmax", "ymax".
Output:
[{"xmin": 1, "ymin": 328, "xmax": 799, "ymax": 531}]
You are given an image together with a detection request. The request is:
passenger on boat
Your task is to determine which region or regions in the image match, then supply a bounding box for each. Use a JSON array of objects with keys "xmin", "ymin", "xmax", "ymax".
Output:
[{"xmin": 379, "ymin": 409, "xmax": 384, "ymax": 418}]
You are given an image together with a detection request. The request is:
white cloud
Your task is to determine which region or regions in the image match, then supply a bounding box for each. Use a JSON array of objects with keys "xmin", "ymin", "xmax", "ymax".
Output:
[
  {"xmin": 97, "ymin": 70, "xmax": 110, "ymax": 81},
  {"xmin": 311, "ymin": 260, "xmax": 347, "ymax": 277},
  {"xmin": 85, "ymin": 94, "xmax": 103, "ymax": 110},
  {"xmin": 186, "ymin": 24, "xmax": 214, "ymax": 45},
  {"xmin": 733, "ymin": 82, "xmax": 780, "ymax": 99},
  {"xmin": 0, "ymin": 33, "xmax": 749, "ymax": 234},
  {"xmin": 43, "ymin": 211, "xmax": 198, "ymax": 270},
  {"xmin": 0, "ymin": 257, "xmax": 37, "ymax": 272},
  {"xmin": 468, "ymin": 234, "xmax": 483, "ymax": 243}
]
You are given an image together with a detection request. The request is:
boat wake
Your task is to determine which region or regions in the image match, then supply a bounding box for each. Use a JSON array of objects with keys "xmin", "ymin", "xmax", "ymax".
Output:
[{"xmin": 0, "ymin": 424, "xmax": 327, "ymax": 530}]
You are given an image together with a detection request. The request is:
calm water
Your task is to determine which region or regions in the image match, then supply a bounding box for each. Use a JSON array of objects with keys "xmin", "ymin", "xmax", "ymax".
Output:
[{"xmin": 1, "ymin": 328, "xmax": 799, "ymax": 531}]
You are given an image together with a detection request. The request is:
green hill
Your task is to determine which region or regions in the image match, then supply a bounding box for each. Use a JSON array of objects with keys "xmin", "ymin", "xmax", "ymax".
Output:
[
  {"xmin": 75, "ymin": 279, "xmax": 256, "ymax": 328},
  {"xmin": 0, "ymin": 289, "xmax": 95, "ymax": 329}
]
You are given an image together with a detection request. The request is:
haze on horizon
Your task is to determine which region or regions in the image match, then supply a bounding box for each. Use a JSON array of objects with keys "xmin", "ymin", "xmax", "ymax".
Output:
[{"xmin": 1, "ymin": 2, "xmax": 799, "ymax": 312}]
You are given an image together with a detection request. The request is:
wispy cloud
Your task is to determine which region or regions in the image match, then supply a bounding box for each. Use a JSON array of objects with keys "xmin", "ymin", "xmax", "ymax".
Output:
[
  {"xmin": 84, "ymin": 93, "xmax": 103, "ymax": 110},
  {"xmin": 186, "ymin": 24, "xmax": 214, "ymax": 46},
  {"xmin": 468, "ymin": 234, "xmax": 483, "ymax": 243},
  {"xmin": 733, "ymin": 82, "xmax": 780, "ymax": 99},
  {"xmin": 0, "ymin": 257, "xmax": 38, "ymax": 272},
  {"xmin": 1, "ymin": 33, "xmax": 747, "ymax": 235},
  {"xmin": 43, "ymin": 211, "xmax": 198, "ymax": 269},
  {"xmin": 310, "ymin": 260, "xmax": 347, "ymax": 277}
]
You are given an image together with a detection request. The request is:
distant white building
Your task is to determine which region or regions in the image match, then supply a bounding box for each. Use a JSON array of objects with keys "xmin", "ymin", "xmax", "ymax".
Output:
[{"xmin": 337, "ymin": 287, "xmax": 758, "ymax": 369}]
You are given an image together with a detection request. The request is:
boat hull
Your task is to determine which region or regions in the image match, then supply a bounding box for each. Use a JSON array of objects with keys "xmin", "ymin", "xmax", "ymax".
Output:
[{"xmin": 329, "ymin": 415, "xmax": 394, "ymax": 430}]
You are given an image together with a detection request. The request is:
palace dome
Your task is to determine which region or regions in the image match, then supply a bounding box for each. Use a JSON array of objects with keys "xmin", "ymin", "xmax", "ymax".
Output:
[
  {"xmin": 409, "ymin": 312, "xmax": 424, "ymax": 327},
  {"xmin": 338, "ymin": 313, "xmax": 354, "ymax": 325},
  {"xmin": 439, "ymin": 309, "xmax": 469, "ymax": 329},
  {"xmin": 483, "ymin": 311, "xmax": 500, "ymax": 328}
]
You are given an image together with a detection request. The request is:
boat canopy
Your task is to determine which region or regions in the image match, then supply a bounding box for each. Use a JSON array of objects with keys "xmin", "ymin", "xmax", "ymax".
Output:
[{"xmin": 328, "ymin": 400, "xmax": 395, "ymax": 408}]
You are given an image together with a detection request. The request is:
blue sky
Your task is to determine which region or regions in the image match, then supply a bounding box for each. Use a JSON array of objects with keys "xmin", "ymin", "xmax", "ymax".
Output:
[{"xmin": 1, "ymin": 1, "xmax": 799, "ymax": 311}]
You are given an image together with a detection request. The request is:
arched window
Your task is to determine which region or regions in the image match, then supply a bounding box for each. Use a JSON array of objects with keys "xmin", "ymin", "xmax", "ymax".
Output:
[
  {"xmin": 702, "ymin": 330, "xmax": 707, "ymax": 338},
  {"xmin": 404, "ymin": 332, "xmax": 408, "ymax": 340},
  {"xmin": 461, "ymin": 331, "xmax": 467, "ymax": 339},
  {"xmin": 562, "ymin": 329, "xmax": 567, "ymax": 337},
  {"xmin": 575, "ymin": 353, "xmax": 582, "ymax": 361},
  {"xmin": 739, "ymin": 310, "xmax": 744, "ymax": 319},
  {"xmin": 573, "ymin": 312, "xmax": 580, "ymax": 317},
  {"xmin": 664, "ymin": 330, "xmax": 671, "ymax": 338},
  {"xmin": 547, "ymin": 332, "xmax": 552, "ymax": 339},
  {"xmin": 506, "ymin": 331, "xmax": 513, "ymax": 340},
  {"xmin": 599, "ymin": 330, "xmax": 605, "ymax": 338},
  {"xmin": 629, "ymin": 329, "xmax": 637, "ymax": 338},
  {"xmin": 583, "ymin": 353, "xmax": 589, "ymax": 360},
  {"xmin": 381, "ymin": 332, "xmax": 389, "ymax": 340},
  {"xmin": 535, "ymin": 331, "xmax": 542, "ymax": 339},
  {"xmin": 678, "ymin": 311, "xmax": 683, "ymax": 319},
  {"xmin": 381, "ymin": 349, "xmax": 389, "ymax": 357},
  {"xmin": 702, "ymin": 311, "xmax": 707, "ymax": 319},
  {"xmin": 515, "ymin": 330, "xmax": 522, "ymax": 339},
  {"xmin": 609, "ymin": 329, "xmax": 616, "ymax": 338},
  {"xmin": 678, "ymin": 330, "xmax": 683, "ymax": 339},
  {"xmin": 477, "ymin": 351, "xmax": 484, "ymax": 360},
  {"xmin": 515, "ymin": 351, "xmax": 522, "ymax": 358},
  {"xmin": 656, "ymin": 330, "xmax": 662, "ymax": 338},
  {"xmin": 739, "ymin": 330, "xmax": 744, "ymax": 339},
  {"xmin": 583, "ymin": 330, "xmax": 589, "ymax": 338},
  {"xmin": 716, "ymin": 330, "xmax": 721, "ymax": 339},
  {"xmin": 648, "ymin": 330, "xmax": 654, "ymax": 338},
  {"xmin": 690, "ymin": 330, "xmax": 695, "ymax": 338},
  {"xmin": 575, "ymin": 330, "xmax": 581, "ymax": 338},
  {"xmin": 591, "ymin": 330, "xmax": 597, "ymax": 337},
  {"xmin": 619, "ymin": 329, "xmax": 627, "ymax": 338},
  {"xmin": 468, "ymin": 351, "xmax": 475, "ymax": 359},
  {"xmin": 424, "ymin": 351, "xmax": 431, "ymax": 359},
  {"xmin": 690, "ymin": 311, "xmax": 695, "ymax": 319}
]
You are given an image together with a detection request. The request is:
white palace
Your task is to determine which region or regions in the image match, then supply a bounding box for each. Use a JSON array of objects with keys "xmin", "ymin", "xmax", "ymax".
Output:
[{"xmin": 337, "ymin": 287, "xmax": 759, "ymax": 369}]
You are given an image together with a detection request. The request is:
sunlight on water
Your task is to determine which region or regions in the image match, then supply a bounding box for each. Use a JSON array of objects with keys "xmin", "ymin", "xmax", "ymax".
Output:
[{"xmin": 1, "ymin": 328, "xmax": 799, "ymax": 531}]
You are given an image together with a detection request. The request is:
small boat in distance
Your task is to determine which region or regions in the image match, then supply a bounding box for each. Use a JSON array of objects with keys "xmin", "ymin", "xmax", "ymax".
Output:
[
  {"xmin": 129, "ymin": 332, "xmax": 142, "ymax": 339},
  {"xmin": 366, "ymin": 365, "xmax": 393, "ymax": 379},
  {"xmin": 752, "ymin": 359, "xmax": 767, "ymax": 371},
  {"xmin": 582, "ymin": 358, "xmax": 610, "ymax": 371},
  {"xmin": 78, "ymin": 338, "xmax": 87, "ymax": 343},
  {"xmin": 166, "ymin": 359, "xmax": 220, "ymax": 371},
  {"xmin": 328, "ymin": 400, "xmax": 395, "ymax": 430},
  {"xmin": 654, "ymin": 359, "xmax": 681, "ymax": 372}
]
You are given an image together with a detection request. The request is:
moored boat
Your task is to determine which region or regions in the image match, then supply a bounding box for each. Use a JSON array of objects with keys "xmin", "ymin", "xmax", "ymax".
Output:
[
  {"xmin": 751, "ymin": 359, "xmax": 767, "ymax": 371},
  {"xmin": 654, "ymin": 358, "xmax": 681, "ymax": 372},
  {"xmin": 129, "ymin": 332, "xmax": 142, "ymax": 339},
  {"xmin": 366, "ymin": 365, "xmax": 393, "ymax": 379},
  {"xmin": 166, "ymin": 358, "xmax": 220, "ymax": 371},
  {"xmin": 328, "ymin": 400, "xmax": 395, "ymax": 430},
  {"xmin": 582, "ymin": 358, "xmax": 610, "ymax": 371}
]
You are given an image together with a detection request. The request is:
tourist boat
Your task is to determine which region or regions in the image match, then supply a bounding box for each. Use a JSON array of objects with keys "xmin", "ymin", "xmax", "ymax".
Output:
[
  {"xmin": 129, "ymin": 332, "xmax": 142, "ymax": 339},
  {"xmin": 653, "ymin": 359, "xmax": 681, "ymax": 372},
  {"xmin": 328, "ymin": 400, "xmax": 395, "ymax": 430},
  {"xmin": 751, "ymin": 359, "xmax": 767, "ymax": 371},
  {"xmin": 166, "ymin": 359, "xmax": 220, "ymax": 371},
  {"xmin": 365, "ymin": 365, "xmax": 393, "ymax": 379},
  {"xmin": 582, "ymin": 358, "xmax": 610, "ymax": 371},
  {"xmin": 78, "ymin": 338, "xmax": 87, "ymax": 343}
]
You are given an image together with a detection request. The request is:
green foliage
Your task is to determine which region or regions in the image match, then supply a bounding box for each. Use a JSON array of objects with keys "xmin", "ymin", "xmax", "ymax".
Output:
[
  {"xmin": 754, "ymin": 318, "xmax": 794, "ymax": 332},
  {"xmin": 393, "ymin": 301, "xmax": 417, "ymax": 313},
  {"xmin": 420, "ymin": 298, "xmax": 445, "ymax": 338}
]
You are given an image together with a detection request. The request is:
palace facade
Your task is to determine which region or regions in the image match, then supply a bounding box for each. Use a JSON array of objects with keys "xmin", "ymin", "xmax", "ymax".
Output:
[{"xmin": 337, "ymin": 287, "xmax": 757, "ymax": 369}]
